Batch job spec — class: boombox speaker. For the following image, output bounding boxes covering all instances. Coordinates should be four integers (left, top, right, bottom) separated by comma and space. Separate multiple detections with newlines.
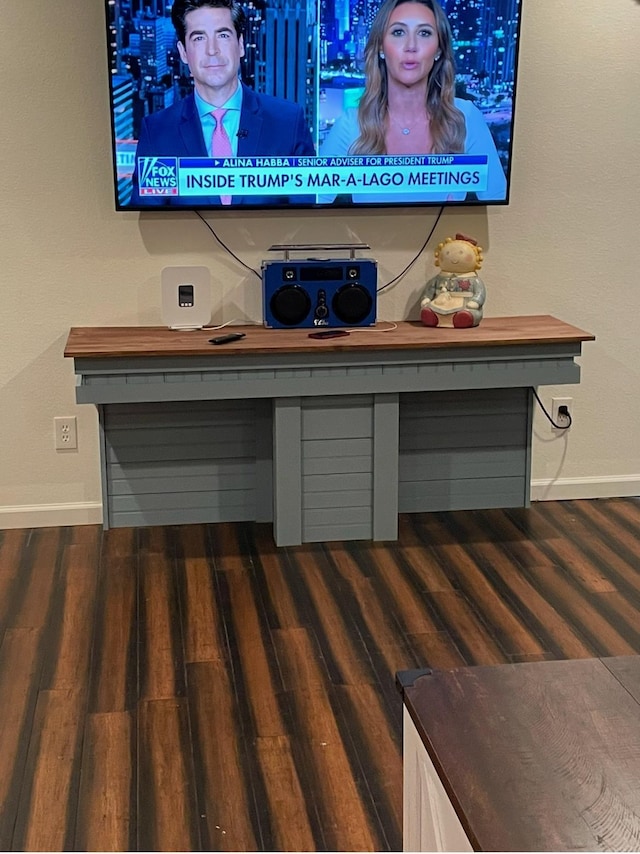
262, 257, 377, 329
161, 266, 211, 330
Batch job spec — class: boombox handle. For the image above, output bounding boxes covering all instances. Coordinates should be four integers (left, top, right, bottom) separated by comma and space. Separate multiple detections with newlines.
268, 243, 371, 262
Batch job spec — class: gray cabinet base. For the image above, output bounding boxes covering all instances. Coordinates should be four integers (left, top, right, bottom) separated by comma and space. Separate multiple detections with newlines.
96, 388, 530, 544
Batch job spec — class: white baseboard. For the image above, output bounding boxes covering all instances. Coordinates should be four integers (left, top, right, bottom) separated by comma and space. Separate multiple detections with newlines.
531, 475, 640, 503
1, 478, 639, 530
0, 502, 103, 530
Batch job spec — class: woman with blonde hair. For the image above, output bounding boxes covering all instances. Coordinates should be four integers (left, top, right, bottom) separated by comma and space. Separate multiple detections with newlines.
320, 0, 506, 201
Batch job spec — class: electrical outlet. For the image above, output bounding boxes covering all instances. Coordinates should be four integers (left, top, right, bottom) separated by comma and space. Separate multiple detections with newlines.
551, 397, 572, 430
54, 416, 78, 450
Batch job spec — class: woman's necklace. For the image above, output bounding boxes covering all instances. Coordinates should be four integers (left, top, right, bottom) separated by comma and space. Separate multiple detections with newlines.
388, 112, 428, 136
395, 119, 415, 135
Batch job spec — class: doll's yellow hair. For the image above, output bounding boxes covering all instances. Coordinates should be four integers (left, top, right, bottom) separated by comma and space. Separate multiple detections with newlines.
434, 235, 484, 270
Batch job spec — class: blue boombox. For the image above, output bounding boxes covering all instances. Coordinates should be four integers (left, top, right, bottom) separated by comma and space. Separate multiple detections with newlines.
262, 257, 378, 329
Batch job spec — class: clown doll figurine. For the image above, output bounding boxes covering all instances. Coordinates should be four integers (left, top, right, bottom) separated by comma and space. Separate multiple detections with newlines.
420, 234, 486, 328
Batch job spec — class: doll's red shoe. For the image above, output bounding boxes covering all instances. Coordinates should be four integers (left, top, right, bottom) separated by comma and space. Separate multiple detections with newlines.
421, 307, 439, 327
453, 310, 474, 328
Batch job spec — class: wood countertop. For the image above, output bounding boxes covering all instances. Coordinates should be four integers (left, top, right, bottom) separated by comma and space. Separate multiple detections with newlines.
65, 316, 595, 359
400, 656, 640, 852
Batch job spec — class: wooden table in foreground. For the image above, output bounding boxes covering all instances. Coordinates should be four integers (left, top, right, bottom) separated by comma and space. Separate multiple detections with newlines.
65, 316, 594, 543
398, 656, 640, 852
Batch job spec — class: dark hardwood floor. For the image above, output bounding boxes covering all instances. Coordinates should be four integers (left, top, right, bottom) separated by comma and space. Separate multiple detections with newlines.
0, 497, 639, 851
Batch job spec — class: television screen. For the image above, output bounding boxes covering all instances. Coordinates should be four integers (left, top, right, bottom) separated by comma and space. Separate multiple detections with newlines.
106, 0, 522, 210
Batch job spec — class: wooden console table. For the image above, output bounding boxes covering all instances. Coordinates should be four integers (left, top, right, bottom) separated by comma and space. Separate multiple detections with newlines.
65, 316, 593, 544
398, 656, 640, 851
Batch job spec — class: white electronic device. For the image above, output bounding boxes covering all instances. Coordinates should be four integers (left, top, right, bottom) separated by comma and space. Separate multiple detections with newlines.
161, 266, 212, 330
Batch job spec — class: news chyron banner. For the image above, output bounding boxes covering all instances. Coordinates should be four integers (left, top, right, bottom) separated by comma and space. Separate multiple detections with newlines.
137, 155, 489, 199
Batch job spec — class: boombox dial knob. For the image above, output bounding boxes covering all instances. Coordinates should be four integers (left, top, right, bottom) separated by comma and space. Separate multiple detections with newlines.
315, 289, 328, 319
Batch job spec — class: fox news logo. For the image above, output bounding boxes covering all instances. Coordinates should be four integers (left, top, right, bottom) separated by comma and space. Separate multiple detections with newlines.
138, 157, 179, 195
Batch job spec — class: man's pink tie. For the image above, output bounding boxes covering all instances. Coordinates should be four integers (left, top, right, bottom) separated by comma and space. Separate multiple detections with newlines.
211, 108, 232, 205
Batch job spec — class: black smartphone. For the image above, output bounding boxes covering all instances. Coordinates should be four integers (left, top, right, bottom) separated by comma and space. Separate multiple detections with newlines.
308, 330, 350, 339
209, 332, 246, 345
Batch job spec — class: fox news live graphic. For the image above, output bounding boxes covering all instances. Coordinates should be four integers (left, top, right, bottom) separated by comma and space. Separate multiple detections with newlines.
137, 155, 490, 199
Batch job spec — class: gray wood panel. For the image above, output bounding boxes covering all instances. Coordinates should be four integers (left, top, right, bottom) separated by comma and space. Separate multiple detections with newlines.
303, 453, 373, 475
109, 473, 257, 495
301, 396, 374, 542
399, 388, 528, 419
107, 504, 256, 528
303, 490, 373, 509
303, 473, 373, 493
105, 440, 255, 464
108, 459, 256, 479
399, 479, 527, 512
398, 389, 530, 513
109, 490, 254, 513
301, 522, 373, 542
101, 400, 270, 529
398, 449, 525, 479
272, 397, 302, 546
75, 346, 582, 405
301, 397, 374, 437
373, 393, 400, 541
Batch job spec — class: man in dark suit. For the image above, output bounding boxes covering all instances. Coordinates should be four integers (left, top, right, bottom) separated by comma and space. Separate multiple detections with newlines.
131, 0, 315, 207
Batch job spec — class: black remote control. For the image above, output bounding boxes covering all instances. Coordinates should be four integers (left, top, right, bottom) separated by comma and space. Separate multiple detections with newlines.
209, 332, 246, 345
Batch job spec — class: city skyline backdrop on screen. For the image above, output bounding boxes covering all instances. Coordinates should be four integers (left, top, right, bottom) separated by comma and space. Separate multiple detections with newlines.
106, 0, 522, 208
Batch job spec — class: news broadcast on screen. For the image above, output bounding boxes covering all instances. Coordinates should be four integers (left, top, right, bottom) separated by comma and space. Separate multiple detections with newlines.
106, 0, 522, 210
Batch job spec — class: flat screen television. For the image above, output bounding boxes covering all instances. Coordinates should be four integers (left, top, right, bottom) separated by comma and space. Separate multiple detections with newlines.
106, 0, 522, 210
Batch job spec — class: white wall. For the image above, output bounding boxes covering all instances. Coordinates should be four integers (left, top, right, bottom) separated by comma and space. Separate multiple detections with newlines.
1, 0, 638, 528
